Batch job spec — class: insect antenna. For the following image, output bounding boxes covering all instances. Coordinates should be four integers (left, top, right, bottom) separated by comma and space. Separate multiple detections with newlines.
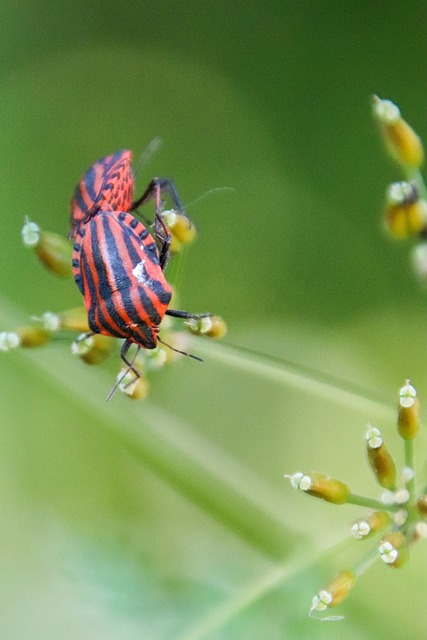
157, 336, 204, 362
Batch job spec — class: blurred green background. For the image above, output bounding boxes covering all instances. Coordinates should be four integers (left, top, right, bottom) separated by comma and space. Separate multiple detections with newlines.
1, 1, 427, 638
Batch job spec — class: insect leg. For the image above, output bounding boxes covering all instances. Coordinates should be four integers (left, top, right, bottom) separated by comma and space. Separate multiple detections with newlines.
131, 177, 186, 214
165, 309, 212, 319
105, 339, 141, 402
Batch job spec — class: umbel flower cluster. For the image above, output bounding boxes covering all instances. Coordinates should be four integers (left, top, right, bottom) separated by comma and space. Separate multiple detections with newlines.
1, 193, 226, 400
372, 95, 427, 278
286, 381, 424, 619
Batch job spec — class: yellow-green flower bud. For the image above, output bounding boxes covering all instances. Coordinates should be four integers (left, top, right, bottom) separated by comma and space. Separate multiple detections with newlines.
379, 532, 409, 568
310, 570, 356, 613
351, 511, 391, 540
142, 345, 168, 371
16, 326, 52, 347
366, 426, 397, 489
71, 333, 112, 365
288, 472, 350, 504
384, 182, 427, 238
163, 209, 197, 245
372, 96, 424, 168
118, 370, 149, 400
22, 220, 73, 277
58, 307, 90, 333
185, 315, 227, 339
398, 381, 419, 440
416, 494, 427, 516
36, 231, 73, 277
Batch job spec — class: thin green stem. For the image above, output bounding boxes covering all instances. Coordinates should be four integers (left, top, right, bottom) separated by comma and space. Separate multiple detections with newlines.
175, 537, 353, 640
195, 340, 395, 419
405, 169, 427, 200
346, 493, 398, 512
404, 438, 415, 497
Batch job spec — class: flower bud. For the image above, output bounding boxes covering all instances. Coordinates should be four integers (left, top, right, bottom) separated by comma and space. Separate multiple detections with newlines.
398, 381, 419, 440
0, 331, 21, 351
71, 333, 112, 365
379, 532, 409, 568
310, 570, 356, 613
163, 209, 197, 245
351, 511, 391, 540
287, 472, 350, 504
118, 370, 149, 400
372, 96, 424, 168
142, 345, 168, 371
416, 494, 427, 516
383, 182, 427, 238
58, 307, 90, 333
40, 312, 61, 331
366, 426, 397, 489
22, 220, 73, 277
185, 315, 227, 339
16, 326, 51, 347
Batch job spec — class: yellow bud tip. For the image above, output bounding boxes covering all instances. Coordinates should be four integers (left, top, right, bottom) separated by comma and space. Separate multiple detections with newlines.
351, 511, 391, 539
372, 96, 424, 168
34, 231, 73, 277
289, 472, 350, 504
17, 326, 52, 347
398, 380, 419, 440
186, 315, 227, 339
416, 494, 427, 516
384, 184, 427, 238
58, 307, 90, 333
311, 570, 356, 614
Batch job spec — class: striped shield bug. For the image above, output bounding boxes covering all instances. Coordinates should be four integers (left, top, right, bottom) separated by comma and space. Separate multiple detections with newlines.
72, 205, 210, 399
70, 149, 191, 240
70, 149, 134, 238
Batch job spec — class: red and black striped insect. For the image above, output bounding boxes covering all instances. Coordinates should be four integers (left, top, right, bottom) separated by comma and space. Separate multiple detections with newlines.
70, 149, 189, 239
72, 203, 209, 398
70, 149, 134, 238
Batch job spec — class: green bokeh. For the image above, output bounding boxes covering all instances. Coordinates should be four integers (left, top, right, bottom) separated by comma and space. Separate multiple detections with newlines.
1, 2, 427, 638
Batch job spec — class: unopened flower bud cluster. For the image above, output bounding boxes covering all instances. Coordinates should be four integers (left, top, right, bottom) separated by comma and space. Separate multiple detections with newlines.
373, 96, 427, 284
286, 381, 426, 619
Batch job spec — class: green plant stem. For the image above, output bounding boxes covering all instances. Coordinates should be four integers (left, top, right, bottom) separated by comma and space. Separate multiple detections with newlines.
405, 169, 427, 200
404, 438, 415, 497
346, 493, 398, 512
195, 340, 395, 419
175, 537, 352, 640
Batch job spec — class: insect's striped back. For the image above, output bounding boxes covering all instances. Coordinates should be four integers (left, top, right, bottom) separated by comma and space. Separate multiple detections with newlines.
73, 211, 172, 350
69, 150, 134, 238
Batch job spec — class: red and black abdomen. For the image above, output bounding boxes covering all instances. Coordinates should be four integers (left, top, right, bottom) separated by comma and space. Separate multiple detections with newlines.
72, 210, 172, 350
